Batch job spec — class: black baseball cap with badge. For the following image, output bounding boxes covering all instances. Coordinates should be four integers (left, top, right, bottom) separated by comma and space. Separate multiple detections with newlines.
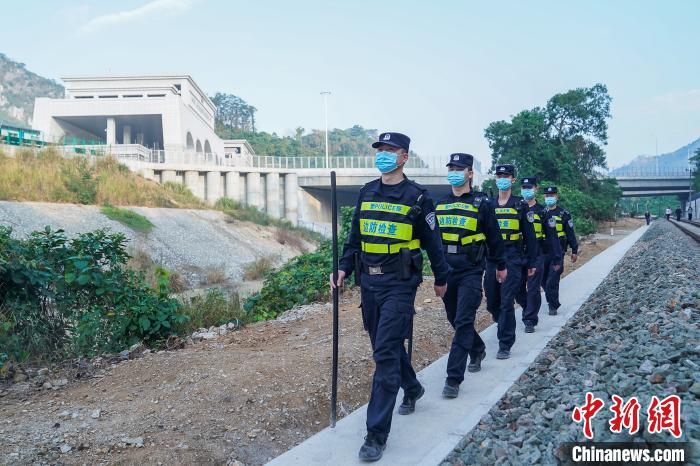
544, 186, 558, 194
446, 153, 474, 168
521, 176, 538, 187
371, 132, 410, 151
495, 164, 515, 176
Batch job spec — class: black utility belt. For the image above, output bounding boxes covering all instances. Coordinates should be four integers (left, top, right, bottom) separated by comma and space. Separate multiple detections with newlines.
361, 261, 401, 275
442, 243, 482, 254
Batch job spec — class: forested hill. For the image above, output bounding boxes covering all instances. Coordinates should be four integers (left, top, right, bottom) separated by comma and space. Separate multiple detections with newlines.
211, 92, 414, 158
610, 137, 700, 174
0, 53, 63, 125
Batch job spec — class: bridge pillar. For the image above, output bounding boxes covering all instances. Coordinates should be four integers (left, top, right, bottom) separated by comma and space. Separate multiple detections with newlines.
140, 168, 155, 181
106, 117, 116, 145
284, 173, 298, 224
161, 170, 177, 184
266, 173, 280, 218
184, 170, 199, 197
246, 172, 262, 209
123, 125, 132, 145
206, 171, 221, 205
225, 171, 241, 202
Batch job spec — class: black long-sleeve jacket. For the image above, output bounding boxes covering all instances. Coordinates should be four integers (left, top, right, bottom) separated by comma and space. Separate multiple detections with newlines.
490, 194, 539, 268
435, 191, 506, 272
339, 176, 451, 286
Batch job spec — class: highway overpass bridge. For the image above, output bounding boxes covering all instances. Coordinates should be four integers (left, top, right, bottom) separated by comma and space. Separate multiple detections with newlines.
7, 142, 694, 228
94, 149, 485, 227
612, 168, 694, 200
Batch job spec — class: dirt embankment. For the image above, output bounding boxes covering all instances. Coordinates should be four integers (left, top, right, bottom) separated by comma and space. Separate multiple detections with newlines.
0, 218, 644, 465
0, 201, 314, 288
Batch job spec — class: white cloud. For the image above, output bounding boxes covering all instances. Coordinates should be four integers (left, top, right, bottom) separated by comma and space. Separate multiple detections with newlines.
80, 0, 193, 34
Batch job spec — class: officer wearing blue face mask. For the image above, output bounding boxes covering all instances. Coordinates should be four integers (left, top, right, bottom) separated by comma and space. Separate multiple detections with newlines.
483, 164, 538, 359
435, 153, 506, 399
541, 186, 578, 315
514, 177, 562, 333
331, 131, 450, 462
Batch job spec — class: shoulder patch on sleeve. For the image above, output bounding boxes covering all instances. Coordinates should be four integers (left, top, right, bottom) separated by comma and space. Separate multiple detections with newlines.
526, 211, 535, 223
568, 219, 574, 228
425, 212, 436, 230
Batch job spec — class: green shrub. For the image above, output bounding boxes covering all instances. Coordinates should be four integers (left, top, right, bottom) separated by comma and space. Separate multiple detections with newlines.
0, 226, 186, 362
101, 203, 155, 233
176, 288, 246, 333
243, 206, 353, 321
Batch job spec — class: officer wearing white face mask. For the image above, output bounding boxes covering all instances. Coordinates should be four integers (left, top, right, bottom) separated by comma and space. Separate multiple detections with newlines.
332, 131, 450, 462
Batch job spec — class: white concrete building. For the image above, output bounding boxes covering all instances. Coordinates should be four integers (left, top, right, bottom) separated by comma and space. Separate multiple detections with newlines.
33, 75, 223, 158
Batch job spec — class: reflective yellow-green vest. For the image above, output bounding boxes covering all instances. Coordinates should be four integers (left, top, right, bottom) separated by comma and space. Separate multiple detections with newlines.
358, 199, 421, 255
552, 215, 566, 237
435, 201, 486, 246
533, 212, 544, 240
494, 206, 522, 242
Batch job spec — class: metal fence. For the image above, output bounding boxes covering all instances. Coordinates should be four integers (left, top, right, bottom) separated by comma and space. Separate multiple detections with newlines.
611, 168, 693, 178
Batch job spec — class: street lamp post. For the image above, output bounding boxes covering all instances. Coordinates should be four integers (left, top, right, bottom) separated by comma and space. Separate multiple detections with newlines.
321, 91, 331, 169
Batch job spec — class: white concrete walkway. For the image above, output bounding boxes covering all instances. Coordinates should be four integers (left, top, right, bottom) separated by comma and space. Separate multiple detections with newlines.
268, 226, 647, 466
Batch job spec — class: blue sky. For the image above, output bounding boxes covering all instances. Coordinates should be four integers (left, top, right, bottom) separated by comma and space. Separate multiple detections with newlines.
2, 0, 699, 168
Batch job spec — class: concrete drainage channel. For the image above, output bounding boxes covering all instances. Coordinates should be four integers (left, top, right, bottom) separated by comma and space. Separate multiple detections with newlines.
269, 222, 697, 465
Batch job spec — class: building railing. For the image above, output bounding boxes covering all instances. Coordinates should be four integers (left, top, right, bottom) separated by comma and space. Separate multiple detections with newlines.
611, 168, 693, 178
46, 142, 487, 175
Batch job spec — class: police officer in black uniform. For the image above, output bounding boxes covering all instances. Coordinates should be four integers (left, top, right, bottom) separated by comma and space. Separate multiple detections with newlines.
331, 132, 450, 462
484, 164, 538, 359
541, 186, 578, 315
436, 153, 506, 398
515, 177, 562, 333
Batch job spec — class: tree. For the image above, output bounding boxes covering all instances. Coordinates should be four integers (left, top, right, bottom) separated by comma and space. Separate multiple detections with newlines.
484, 83, 620, 233
691, 148, 700, 192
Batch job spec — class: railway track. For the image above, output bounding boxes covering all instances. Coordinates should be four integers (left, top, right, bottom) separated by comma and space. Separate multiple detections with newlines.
669, 218, 700, 243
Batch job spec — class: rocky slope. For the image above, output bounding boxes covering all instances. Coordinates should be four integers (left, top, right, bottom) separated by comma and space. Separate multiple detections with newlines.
0, 201, 313, 287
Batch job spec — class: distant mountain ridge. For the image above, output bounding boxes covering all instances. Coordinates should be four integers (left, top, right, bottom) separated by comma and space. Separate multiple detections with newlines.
611, 137, 700, 174
0, 53, 64, 126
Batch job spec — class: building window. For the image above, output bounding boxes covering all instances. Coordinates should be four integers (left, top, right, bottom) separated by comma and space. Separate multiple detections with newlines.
234, 147, 241, 154
98, 95, 118, 98
147, 94, 166, 97
74, 95, 94, 99
123, 94, 143, 98
174, 84, 181, 91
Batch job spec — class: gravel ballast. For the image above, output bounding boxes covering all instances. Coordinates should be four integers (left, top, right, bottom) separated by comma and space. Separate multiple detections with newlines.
442, 220, 699, 465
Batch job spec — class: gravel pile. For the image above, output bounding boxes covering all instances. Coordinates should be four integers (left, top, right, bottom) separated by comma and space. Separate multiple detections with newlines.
442, 220, 700, 465
0, 201, 312, 285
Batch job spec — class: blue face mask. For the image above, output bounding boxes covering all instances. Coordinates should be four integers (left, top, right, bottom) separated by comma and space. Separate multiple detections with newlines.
521, 188, 535, 200
447, 171, 466, 187
496, 177, 512, 191
545, 196, 557, 207
375, 151, 398, 174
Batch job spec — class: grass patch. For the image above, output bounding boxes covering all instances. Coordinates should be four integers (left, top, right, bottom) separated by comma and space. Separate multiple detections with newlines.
215, 197, 323, 243
201, 264, 228, 285
101, 204, 155, 233
176, 288, 247, 333
0, 148, 204, 208
243, 255, 277, 281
